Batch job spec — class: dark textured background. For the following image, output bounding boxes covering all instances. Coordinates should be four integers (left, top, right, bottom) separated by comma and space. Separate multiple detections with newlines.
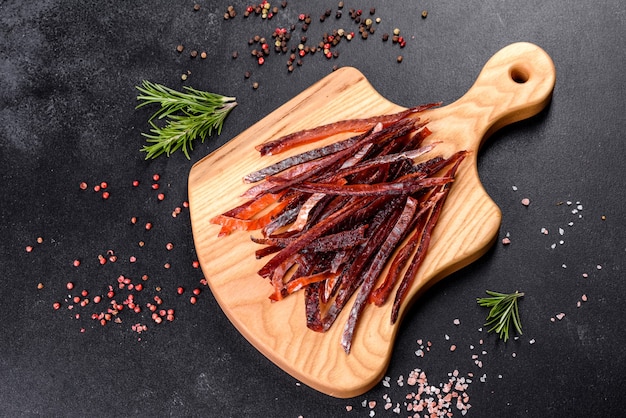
1, 1, 625, 416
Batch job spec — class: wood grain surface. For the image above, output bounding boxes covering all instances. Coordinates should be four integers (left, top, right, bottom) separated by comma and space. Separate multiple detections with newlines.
188, 42, 556, 398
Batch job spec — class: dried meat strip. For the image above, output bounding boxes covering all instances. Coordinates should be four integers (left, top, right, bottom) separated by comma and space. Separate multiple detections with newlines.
243, 135, 361, 183
341, 196, 418, 353
390, 152, 467, 323
293, 176, 453, 196
255, 103, 441, 156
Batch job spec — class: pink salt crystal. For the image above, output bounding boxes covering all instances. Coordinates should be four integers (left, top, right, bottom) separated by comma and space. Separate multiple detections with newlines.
521, 198, 530, 206
502, 237, 511, 245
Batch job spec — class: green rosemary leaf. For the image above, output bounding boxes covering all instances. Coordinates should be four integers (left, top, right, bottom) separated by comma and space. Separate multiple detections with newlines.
477, 290, 524, 341
136, 80, 237, 159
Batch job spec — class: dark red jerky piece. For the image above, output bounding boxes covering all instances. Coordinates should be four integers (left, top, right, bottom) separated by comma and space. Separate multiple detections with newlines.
293, 176, 453, 196
255, 245, 282, 259
341, 196, 418, 353
257, 196, 370, 279
305, 282, 323, 331
390, 152, 467, 323
255, 103, 440, 156
368, 193, 443, 306
321, 196, 406, 331
243, 134, 361, 183
252, 224, 368, 252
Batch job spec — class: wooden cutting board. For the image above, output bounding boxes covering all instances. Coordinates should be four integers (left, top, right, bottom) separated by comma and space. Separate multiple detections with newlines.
188, 42, 556, 398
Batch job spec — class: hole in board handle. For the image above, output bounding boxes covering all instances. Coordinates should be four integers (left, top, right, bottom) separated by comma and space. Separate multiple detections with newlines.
510, 65, 530, 84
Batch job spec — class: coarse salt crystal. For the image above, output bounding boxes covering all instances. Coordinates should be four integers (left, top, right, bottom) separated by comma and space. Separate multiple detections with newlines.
559, 228, 564, 235
556, 312, 566, 320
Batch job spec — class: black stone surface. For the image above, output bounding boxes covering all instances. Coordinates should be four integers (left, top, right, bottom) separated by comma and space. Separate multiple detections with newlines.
1, 1, 625, 416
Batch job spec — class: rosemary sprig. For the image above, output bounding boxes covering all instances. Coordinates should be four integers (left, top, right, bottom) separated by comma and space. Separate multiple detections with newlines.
136, 80, 237, 159
477, 290, 524, 342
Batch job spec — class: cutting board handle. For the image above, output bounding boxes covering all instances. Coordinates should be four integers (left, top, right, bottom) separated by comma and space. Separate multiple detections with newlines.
453, 42, 556, 143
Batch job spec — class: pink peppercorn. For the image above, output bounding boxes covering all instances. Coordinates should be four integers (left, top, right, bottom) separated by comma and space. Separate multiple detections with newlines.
190, 296, 197, 304
100, 182, 108, 189
132, 180, 139, 187
66, 282, 74, 290
93, 295, 101, 303
145, 222, 152, 230
53, 302, 61, 310
79, 182, 88, 190
25, 245, 33, 252
73, 259, 80, 267
192, 260, 199, 268
152, 174, 160, 181
157, 193, 165, 201
151, 183, 159, 190
177, 287, 184, 295
166, 243, 174, 251
102, 191, 110, 199
192, 288, 201, 296
135, 283, 143, 292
